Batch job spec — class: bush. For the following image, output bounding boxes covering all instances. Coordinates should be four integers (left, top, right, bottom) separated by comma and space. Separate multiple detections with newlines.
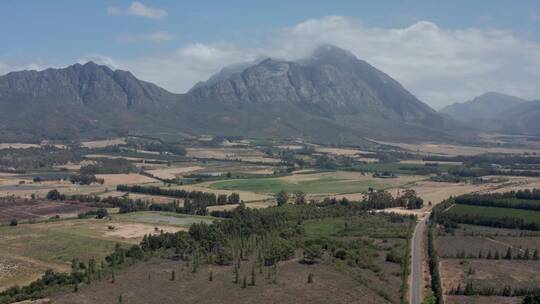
9, 218, 18, 226
334, 248, 347, 260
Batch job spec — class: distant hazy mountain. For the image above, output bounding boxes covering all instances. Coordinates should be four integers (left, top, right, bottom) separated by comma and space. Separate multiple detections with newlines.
440, 92, 527, 121
0, 45, 466, 143
439, 92, 540, 135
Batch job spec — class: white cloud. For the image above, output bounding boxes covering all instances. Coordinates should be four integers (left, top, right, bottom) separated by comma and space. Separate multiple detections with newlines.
107, 1, 167, 19
115, 32, 175, 43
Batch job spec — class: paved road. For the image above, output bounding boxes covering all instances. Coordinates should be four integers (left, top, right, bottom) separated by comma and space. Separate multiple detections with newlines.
410, 216, 428, 304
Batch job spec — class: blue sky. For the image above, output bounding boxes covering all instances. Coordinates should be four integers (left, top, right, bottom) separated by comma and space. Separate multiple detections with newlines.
2, 1, 540, 108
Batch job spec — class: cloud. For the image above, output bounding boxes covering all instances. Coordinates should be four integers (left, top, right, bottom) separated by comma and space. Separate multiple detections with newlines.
115, 32, 175, 43
107, 1, 167, 19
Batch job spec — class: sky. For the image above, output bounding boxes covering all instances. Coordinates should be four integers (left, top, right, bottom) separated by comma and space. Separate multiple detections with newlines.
1, 0, 540, 109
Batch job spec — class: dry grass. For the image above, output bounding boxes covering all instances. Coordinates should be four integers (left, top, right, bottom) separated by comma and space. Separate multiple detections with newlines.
375, 140, 540, 156
207, 200, 276, 212
0, 143, 40, 149
167, 183, 272, 202
315, 147, 374, 156
103, 223, 185, 240
95, 174, 158, 186
186, 148, 279, 164
80, 138, 126, 148
99, 191, 179, 204
147, 166, 204, 179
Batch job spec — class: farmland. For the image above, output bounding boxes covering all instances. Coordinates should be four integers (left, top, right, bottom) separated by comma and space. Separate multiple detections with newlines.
209, 171, 422, 195
447, 204, 540, 226
428, 192, 540, 304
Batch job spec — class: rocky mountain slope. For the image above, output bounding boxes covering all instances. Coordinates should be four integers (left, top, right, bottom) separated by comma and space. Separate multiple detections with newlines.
0, 45, 466, 143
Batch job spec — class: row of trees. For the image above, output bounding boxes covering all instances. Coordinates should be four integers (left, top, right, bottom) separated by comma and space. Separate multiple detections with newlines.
448, 248, 539, 260
117, 184, 240, 206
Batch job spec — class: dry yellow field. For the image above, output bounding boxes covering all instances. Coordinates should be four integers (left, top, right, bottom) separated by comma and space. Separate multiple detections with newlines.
166, 183, 272, 202
146, 166, 204, 179
315, 147, 375, 156
95, 173, 158, 186
375, 140, 540, 156
399, 160, 462, 166
207, 200, 276, 212
186, 148, 279, 164
99, 191, 179, 204
0, 143, 40, 149
80, 138, 126, 148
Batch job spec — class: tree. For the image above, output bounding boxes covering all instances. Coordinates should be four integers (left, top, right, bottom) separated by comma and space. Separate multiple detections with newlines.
227, 193, 240, 204
294, 191, 306, 205
505, 247, 513, 260
171, 270, 175, 281
96, 208, 109, 219
303, 244, 322, 264
275, 191, 289, 206
522, 295, 540, 304
307, 272, 314, 284
9, 218, 18, 226
250, 264, 256, 286
46, 189, 64, 200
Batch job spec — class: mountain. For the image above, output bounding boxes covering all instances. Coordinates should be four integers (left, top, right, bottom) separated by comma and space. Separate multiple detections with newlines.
0, 45, 467, 143
186, 45, 459, 142
439, 92, 540, 135
0, 62, 181, 141
440, 92, 526, 121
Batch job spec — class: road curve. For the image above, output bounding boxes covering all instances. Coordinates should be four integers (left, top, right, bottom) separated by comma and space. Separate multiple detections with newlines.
410, 216, 428, 304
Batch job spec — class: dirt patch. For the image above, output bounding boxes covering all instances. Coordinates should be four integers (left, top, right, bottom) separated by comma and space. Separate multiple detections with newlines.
0, 199, 95, 224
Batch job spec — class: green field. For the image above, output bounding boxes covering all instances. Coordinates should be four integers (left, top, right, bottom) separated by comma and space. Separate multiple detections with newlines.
449, 204, 540, 225
209, 176, 386, 194
0, 223, 124, 265
303, 215, 413, 239
349, 162, 452, 175
112, 211, 217, 226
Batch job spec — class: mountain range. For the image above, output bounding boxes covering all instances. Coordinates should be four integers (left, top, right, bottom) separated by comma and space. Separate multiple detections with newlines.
0, 45, 471, 143
440, 92, 540, 135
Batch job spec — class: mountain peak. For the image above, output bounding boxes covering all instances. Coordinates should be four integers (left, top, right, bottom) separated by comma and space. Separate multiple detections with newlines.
312, 44, 356, 59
